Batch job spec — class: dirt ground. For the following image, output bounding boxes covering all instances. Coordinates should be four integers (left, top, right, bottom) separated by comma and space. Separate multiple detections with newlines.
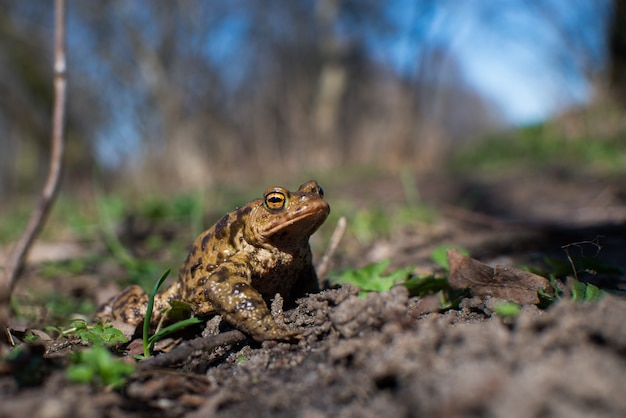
1, 169, 626, 418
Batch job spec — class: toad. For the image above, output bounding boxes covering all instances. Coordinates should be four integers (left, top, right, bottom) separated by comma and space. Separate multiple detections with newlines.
98, 180, 330, 342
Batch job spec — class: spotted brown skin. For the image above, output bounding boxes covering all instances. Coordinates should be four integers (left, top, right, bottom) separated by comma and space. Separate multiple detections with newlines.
98, 180, 330, 342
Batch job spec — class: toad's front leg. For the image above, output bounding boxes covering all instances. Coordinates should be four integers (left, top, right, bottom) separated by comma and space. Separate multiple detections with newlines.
194, 262, 301, 342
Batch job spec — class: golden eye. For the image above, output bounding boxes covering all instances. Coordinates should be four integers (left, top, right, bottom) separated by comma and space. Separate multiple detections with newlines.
264, 191, 287, 211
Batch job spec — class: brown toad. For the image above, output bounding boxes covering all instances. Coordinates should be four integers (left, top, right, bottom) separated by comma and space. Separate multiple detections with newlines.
98, 180, 330, 341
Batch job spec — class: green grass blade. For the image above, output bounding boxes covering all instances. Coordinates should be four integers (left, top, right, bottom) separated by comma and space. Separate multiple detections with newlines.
143, 268, 171, 358
147, 316, 204, 348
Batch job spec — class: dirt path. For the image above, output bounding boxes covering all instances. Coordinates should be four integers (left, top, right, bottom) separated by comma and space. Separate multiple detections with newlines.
2, 285, 626, 417
1, 171, 625, 417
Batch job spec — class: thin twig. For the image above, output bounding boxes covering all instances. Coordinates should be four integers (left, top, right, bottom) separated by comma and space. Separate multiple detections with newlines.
139, 330, 248, 368
561, 236, 604, 282
316, 216, 346, 283
1, 0, 67, 335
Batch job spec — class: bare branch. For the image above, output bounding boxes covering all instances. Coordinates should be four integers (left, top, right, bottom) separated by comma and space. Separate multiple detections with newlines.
139, 330, 248, 368
316, 216, 347, 284
1, 0, 67, 336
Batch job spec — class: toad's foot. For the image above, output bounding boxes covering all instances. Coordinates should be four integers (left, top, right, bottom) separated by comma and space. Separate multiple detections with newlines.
96, 284, 149, 327
200, 265, 301, 342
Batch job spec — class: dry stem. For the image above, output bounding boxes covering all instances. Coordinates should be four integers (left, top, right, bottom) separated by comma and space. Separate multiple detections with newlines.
316, 216, 347, 283
1, 0, 67, 337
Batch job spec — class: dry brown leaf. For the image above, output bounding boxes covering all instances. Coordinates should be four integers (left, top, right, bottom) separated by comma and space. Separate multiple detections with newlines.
447, 248, 553, 305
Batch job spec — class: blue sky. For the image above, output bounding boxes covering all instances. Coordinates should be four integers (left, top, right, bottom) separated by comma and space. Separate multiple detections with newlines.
383, 0, 611, 125
193, 0, 611, 126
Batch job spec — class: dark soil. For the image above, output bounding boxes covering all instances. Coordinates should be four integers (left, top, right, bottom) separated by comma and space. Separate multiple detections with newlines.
2, 169, 626, 417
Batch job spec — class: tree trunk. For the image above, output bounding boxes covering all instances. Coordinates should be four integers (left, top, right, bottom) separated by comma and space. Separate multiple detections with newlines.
609, 0, 626, 105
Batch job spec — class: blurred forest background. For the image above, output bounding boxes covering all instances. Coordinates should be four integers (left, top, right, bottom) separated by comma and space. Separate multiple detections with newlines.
0, 0, 623, 202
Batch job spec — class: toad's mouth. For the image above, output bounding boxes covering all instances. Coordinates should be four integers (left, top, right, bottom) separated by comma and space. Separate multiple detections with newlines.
260, 200, 330, 239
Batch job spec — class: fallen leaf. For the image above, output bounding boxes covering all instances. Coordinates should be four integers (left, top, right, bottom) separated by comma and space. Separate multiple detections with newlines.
447, 248, 553, 305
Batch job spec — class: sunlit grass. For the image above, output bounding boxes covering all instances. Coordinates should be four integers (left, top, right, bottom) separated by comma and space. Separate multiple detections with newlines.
452, 122, 626, 175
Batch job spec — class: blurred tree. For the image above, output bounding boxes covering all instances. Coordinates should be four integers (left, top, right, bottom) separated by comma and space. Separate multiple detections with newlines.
0, 3, 54, 196
236, 0, 406, 171
7, 0, 589, 199
68, 1, 238, 190
609, 0, 626, 105
0, 1, 103, 198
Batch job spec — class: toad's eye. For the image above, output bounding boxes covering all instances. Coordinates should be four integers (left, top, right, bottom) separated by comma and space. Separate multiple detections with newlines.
298, 181, 324, 197
308, 184, 324, 197
264, 191, 287, 211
